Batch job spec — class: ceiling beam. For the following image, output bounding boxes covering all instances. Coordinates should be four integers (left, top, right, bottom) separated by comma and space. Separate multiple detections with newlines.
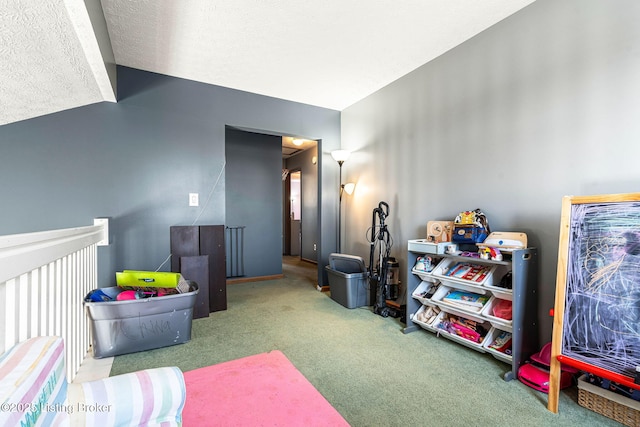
64, 0, 117, 102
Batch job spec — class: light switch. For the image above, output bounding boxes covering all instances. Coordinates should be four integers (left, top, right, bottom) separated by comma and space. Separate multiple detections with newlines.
189, 193, 199, 207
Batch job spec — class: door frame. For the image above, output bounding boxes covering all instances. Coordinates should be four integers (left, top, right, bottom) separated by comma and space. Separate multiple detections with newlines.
284, 169, 302, 257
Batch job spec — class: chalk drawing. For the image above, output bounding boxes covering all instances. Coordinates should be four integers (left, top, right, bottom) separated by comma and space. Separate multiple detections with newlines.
563, 201, 640, 377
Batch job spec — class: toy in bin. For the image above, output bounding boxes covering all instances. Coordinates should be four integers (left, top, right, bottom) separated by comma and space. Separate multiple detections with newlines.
413, 256, 434, 272
518, 342, 578, 393
452, 209, 490, 244
115, 270, 190, 295
492, 299, 512, 320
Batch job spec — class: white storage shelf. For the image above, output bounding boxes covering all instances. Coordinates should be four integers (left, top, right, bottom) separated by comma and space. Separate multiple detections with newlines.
405, 242, 539, 382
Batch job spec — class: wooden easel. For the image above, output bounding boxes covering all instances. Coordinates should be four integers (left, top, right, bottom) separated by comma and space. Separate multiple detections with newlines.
548, 193, 640, 413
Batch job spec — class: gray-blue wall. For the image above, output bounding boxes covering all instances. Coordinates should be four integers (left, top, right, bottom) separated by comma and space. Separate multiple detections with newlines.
0, 66, 341, 287
341, 0, 640, 341
225, 128, 283, 278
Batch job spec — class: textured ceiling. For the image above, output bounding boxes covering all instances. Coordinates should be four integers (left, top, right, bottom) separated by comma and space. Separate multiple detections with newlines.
0, 0, 536, 126
0, 0, 105, 125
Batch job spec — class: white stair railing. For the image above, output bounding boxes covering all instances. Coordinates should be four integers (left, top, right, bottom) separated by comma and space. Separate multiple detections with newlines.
0, 219, 108, 381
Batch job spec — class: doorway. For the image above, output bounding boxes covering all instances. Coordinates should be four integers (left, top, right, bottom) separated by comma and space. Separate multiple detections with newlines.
225, 127, 320, 282
281, 137, 318, 265
289, 171, 301, 256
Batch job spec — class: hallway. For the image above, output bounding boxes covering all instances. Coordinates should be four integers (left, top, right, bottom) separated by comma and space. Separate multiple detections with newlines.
282, 256, 317, 288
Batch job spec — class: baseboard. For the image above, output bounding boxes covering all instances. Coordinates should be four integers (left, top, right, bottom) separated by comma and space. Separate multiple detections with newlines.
227, 274, 284, 285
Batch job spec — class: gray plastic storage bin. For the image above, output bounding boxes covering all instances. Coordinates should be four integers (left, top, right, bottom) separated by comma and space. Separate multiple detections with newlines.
326, 253, 370, 309
84, 284, 199, 358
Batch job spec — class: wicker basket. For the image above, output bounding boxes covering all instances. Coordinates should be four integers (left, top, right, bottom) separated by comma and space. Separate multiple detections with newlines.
577, 375, 640, 427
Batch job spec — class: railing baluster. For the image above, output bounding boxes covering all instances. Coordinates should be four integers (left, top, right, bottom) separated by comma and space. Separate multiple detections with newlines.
18, 274, 28, 342
0, 220, 108, 382
4, 279, 17, 348
30, 270, 38, 337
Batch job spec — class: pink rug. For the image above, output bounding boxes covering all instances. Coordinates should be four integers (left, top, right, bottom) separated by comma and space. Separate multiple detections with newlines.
182, 350, 349, 426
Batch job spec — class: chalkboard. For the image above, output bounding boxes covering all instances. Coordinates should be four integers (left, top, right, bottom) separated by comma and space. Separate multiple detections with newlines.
563, 200, 640, 375
548, 193, 640, 413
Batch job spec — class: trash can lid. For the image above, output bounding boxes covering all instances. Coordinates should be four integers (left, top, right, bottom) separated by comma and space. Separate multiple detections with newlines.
328, 253, 366, 274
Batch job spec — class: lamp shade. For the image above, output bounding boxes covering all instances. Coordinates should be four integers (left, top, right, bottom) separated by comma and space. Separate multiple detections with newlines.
343, 182, 356, 195
331, 150, 351, 163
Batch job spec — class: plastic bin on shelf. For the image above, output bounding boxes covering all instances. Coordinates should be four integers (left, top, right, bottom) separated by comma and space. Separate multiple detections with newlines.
431, 286, 487, 323
431, 258, 505, 291
483, 328, 513, 363
408, 239, 449, 254
410, 304, 440, 332
484, 281, 513, 301
411, 256, 440, 281
411, 280, 440, 306
411, 267, 434, 282
325, 253, 370, 309
432, 311, 492, 352
481, 297, 513, 330
84, 283, 199, 358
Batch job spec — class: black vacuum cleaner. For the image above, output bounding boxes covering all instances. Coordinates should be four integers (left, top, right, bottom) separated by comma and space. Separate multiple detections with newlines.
368, 201, 401, 318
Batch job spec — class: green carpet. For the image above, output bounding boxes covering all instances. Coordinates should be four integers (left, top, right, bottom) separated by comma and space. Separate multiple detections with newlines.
110, 262, 620, 426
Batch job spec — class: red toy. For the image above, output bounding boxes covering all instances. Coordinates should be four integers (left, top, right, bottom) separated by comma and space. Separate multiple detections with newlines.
517, 342, 578, 393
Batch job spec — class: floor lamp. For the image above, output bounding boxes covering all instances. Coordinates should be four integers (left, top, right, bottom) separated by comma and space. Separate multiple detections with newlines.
331, 150, 354, 253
